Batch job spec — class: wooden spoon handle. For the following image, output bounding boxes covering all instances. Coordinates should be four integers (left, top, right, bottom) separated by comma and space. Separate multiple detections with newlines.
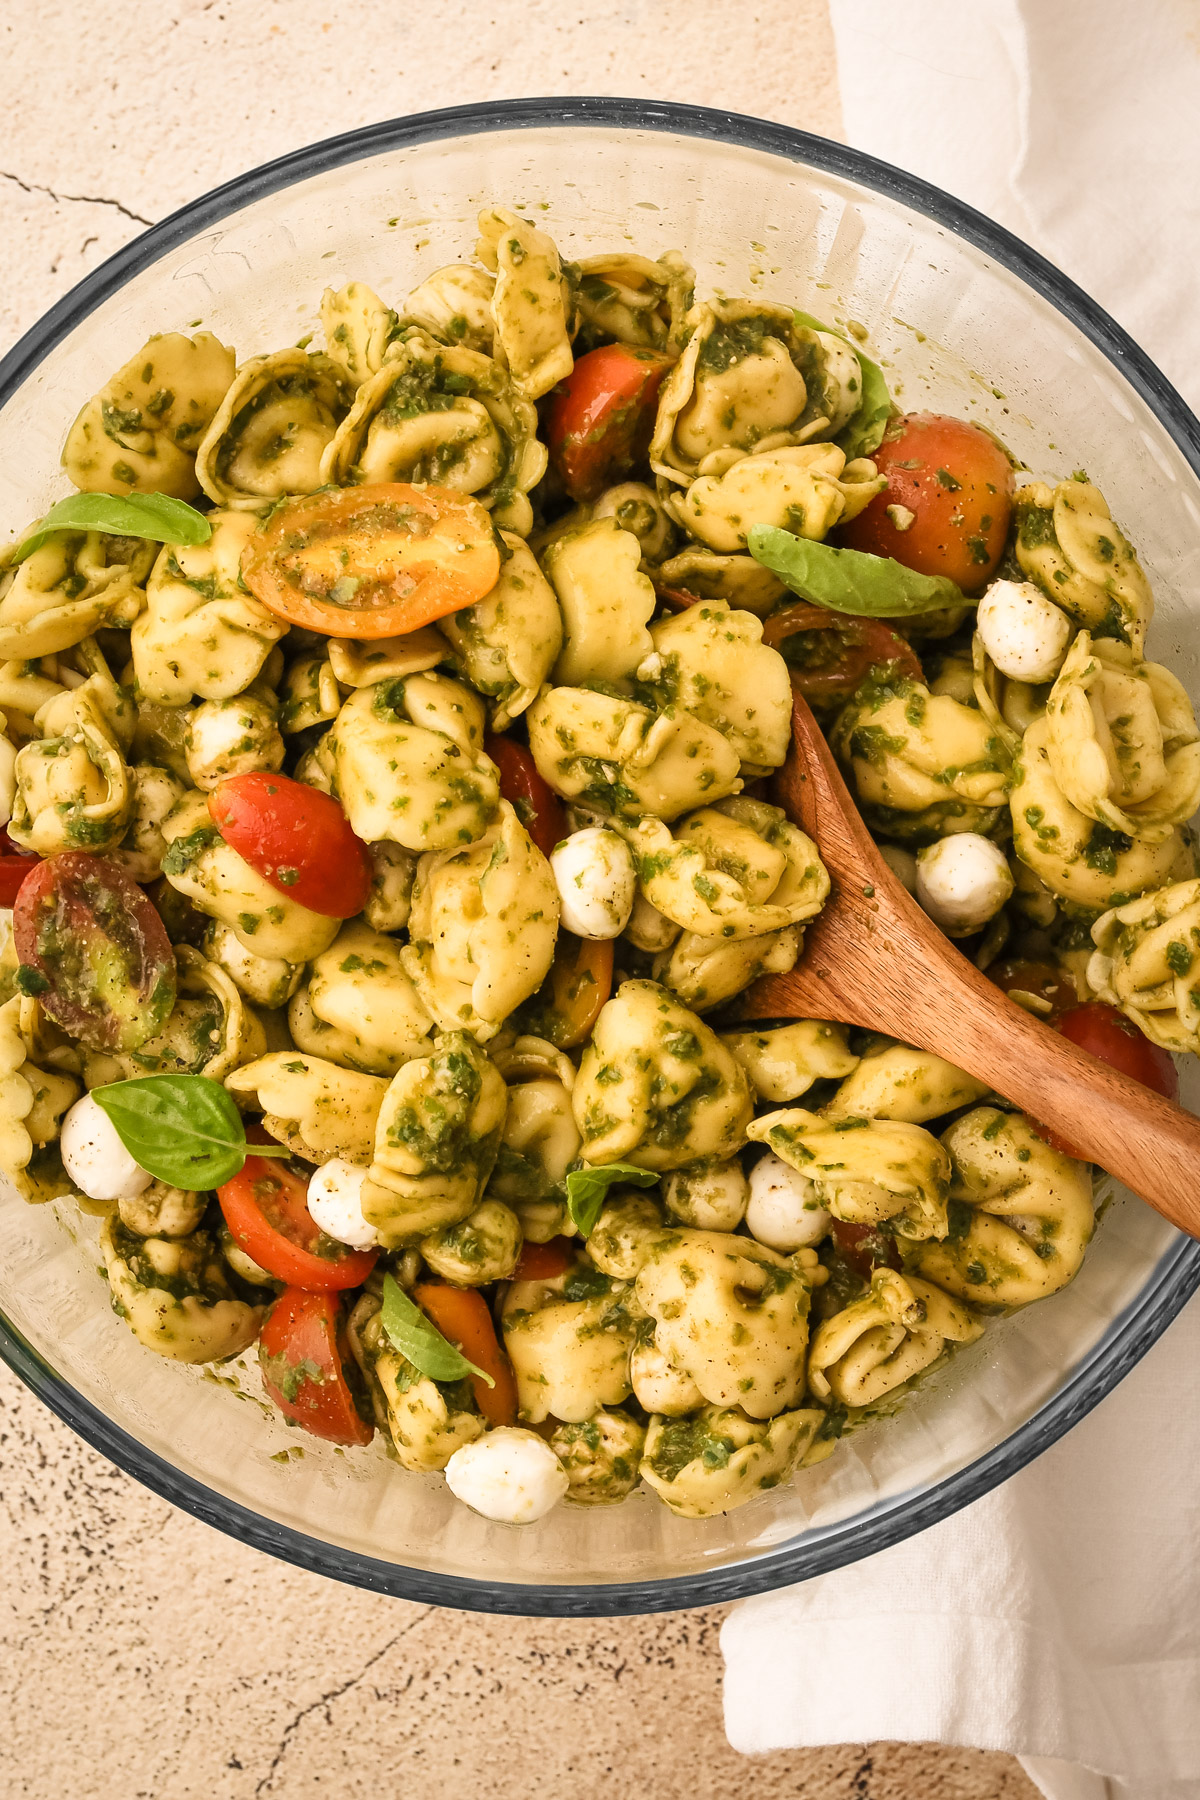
888, 952, 1200, 1238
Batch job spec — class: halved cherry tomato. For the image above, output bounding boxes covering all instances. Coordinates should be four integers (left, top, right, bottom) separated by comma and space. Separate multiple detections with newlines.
761, 601, 924, 701
513, 1237, 576, 1282
209, 772, 371, 918
653, 583, 703, 613
12, 852, 176, 1052
218, 1150, 377, 1290
514, 931, 614, 1049
259, 1288, 374, 1446
240, 482, 501, 639
484, 734, 567, 859
547, 343, 674, 502
836, 412, 1014, 593
830, 1219, 902, 1281
0, 829, 40, 908
987, 957, 1077, 1022
1039, 1002, 1179, 1158
411, 1281, 518, 1428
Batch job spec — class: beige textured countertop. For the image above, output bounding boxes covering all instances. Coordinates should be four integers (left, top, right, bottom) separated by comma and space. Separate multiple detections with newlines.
0, 5, 1040, 1794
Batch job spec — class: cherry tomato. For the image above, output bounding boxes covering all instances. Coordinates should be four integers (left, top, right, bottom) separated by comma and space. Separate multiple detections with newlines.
512, 1237, 576, 1281
987, 957, 1077, 1022
836, 412, 1014, 593
412, 1282, 518, 1428
240, 483, 501, 639
653, 583, 703, 613
547, 343, 674, 502
830, 1219, 902, 1281
259, 1288, 374, 1446
761, 600, 924, 701
0, 828, 40, 908
514, 931, 614, 1049
12, 853, 176, 1052
209, 772, 371, 919
218, 1150, 377, 1291
1039, 1002, 1179, 1158
484, 734, 568, 859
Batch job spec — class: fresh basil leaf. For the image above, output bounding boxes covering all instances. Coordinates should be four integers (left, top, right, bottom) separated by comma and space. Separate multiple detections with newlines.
379, 1274, 494, 1387
793, 309, 894, 458
91, 1073, 288, 1190
11, 492, 213, 566
748, 525, 965, 618
565, 1161, 660, 1238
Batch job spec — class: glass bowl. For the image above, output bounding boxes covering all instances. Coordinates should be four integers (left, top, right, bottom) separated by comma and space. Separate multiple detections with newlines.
2, 98, 1198, 1617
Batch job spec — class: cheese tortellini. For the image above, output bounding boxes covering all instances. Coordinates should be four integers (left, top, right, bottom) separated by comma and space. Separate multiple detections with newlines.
1015, 479, 1153, 652
832, 675, 1010, 842
62, 331, 236, 500
573, 981, 753, 1170
808, 1269, 983, 1408
747, 1107, 951, 1241
627, 796, 828, 940
912, 1108, 1094, 1306
1087, 878, 1200, 1051
526, 685, 741, 823
329, 673, 499, 851
642, 600, 793, 772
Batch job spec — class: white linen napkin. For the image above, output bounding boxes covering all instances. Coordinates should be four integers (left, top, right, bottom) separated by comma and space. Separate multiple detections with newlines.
722, 7, 1200, 1797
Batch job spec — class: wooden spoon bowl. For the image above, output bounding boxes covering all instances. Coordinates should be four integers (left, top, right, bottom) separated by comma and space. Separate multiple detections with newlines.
739, 687, 1200, 1241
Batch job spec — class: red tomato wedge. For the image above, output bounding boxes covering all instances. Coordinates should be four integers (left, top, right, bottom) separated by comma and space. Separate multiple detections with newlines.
218, 1150, 377, 1291
0, 828, 40, 908
411, 1282, 518, 1428
512, 1237, 576, 1281
12, 852, 176, 1052
1039, 1003, 1179, 1159
761, 601, 923, 701
209, 772, 371, 918
239, 483, 501, 639
837, 412, 1014, 594
547, 343, 674, 502
484, 734, 567, 860
259, 1288, 374, 1446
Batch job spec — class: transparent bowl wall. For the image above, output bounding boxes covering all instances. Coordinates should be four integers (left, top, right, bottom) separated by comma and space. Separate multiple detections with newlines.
2, 102, 1199, 1615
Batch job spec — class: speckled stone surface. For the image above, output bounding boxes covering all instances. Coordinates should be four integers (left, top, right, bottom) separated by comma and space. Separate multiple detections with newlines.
0, 5, 1042, 1794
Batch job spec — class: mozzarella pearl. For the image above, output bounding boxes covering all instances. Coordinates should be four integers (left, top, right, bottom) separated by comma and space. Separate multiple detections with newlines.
976, 579, 1072, 683
306, 1158, 379, 1251
184, 696, 285, 792
745, 1151, 832, 1251
444, 1427, 568, 1524
60, 1093, 154, 1202
915, 834, 1014, 937
549, 827, 636, 940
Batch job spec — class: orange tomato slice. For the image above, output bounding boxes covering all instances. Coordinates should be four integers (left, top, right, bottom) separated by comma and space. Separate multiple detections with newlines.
240, 482, 501, 639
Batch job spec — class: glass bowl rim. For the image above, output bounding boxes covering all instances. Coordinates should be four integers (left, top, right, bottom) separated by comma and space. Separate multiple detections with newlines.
2, 95, 1198, 1618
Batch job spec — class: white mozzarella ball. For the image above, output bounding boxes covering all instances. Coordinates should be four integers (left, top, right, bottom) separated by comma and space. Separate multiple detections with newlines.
746, 1152, 832, 1251
915, 834, 1014, 937
60, 1093, 154, 1202
878, 842, 918, 895
306, 1158, 379, 1251
444, 1427, 569, 1524
976, 579, 1072, 683
549, 827, 636, 940
184, 695, 285, 792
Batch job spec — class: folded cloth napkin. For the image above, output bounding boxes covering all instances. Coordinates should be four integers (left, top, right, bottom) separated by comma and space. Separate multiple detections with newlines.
722, 6, 1200, 1797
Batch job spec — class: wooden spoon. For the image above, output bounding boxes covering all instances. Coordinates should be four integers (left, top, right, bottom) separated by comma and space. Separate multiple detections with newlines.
739, 687, 1200, 1240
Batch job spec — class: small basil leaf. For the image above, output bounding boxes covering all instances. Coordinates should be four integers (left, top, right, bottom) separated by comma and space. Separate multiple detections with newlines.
793, 310, 894, 458
565, 1161, 660, 1238
11, 492, 213, 566
379, 1274, 494, 1387
91, 1073, 288, 1190
748, 525, 966, 618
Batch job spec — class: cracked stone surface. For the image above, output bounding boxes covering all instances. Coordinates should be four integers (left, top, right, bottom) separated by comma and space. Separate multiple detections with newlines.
1, 3, 1041, 1794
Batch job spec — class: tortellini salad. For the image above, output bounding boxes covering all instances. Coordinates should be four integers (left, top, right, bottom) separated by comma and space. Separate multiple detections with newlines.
0, 205, 1191, 1529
